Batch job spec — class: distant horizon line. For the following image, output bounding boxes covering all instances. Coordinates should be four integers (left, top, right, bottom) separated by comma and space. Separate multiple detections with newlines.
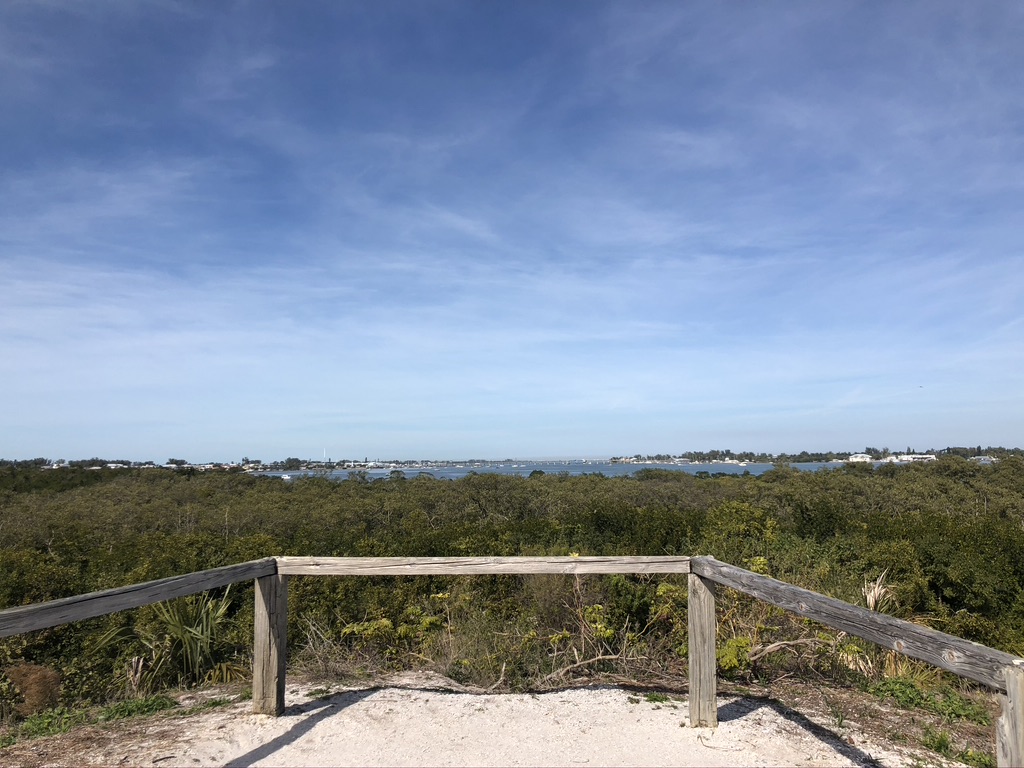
5, 445, 1020, 467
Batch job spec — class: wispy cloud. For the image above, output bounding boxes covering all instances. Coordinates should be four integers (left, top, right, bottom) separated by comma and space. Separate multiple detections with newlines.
1, 1, 1022, 459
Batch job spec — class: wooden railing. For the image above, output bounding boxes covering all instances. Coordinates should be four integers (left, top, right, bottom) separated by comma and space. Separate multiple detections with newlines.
1, 555, 1022, 765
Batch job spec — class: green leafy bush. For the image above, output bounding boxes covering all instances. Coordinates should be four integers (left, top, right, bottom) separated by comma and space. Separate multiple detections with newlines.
0, 459, 1022, 710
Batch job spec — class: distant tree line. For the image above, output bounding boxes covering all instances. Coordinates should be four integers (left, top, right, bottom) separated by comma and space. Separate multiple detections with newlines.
616, 446, 1023, 463
4, 446, 1021, 471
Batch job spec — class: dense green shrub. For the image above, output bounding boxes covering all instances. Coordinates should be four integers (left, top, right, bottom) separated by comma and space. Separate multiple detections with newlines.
0, 459, 1022, 714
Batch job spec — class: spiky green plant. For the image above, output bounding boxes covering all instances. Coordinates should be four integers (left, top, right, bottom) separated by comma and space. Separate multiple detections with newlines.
97, 589, 245, 694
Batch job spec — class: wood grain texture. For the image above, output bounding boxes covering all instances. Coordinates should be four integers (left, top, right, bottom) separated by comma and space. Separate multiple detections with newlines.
691, 557, 1024, 692
997, 664, 1024, 768
253, 573, 288, 716
276, 556, 691, 576
687, 573, 718, 727
0, 559, 277, 638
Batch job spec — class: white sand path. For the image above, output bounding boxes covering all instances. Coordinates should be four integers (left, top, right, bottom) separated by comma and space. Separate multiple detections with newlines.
1, 674, 963, 767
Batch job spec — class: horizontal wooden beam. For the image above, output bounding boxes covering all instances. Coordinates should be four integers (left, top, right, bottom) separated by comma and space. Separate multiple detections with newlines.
276, 555, 691, 576
691, 556, 1024, 692
0, 558, 278, 638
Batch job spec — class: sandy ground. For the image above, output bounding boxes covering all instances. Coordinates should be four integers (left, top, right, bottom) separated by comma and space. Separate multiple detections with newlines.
0, 673, 968, 767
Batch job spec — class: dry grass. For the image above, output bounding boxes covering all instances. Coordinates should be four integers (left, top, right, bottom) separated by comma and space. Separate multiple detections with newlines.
4, 664, 61, 717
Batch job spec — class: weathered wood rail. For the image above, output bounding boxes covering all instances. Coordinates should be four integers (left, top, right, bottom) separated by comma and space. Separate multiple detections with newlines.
689, 557, 1024, 766
274, 555, 693, 576
691, 557, 1021, 691
0, 559, 277, 638
1, 554, 1021, 765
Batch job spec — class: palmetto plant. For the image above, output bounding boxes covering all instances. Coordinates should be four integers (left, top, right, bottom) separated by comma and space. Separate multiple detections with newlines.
98, 589, 245, 695
863, 569, 894, 614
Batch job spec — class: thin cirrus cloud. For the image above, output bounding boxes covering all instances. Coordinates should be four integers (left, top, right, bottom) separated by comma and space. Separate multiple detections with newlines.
0, 1, 1022, 461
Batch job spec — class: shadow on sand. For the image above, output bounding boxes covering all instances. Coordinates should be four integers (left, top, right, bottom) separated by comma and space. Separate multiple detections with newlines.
225, 689, 377, 767
718, 695, 884, 767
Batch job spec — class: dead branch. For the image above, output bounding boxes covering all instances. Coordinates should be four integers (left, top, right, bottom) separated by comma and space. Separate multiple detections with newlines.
538, 654, 623, 685
747, 638, 821, 663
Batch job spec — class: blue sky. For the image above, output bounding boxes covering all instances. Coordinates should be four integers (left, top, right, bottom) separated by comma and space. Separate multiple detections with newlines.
2, 1, 1022, 462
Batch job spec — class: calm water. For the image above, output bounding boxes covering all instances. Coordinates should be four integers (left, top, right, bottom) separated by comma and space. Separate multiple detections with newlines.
264, 460, 848, 481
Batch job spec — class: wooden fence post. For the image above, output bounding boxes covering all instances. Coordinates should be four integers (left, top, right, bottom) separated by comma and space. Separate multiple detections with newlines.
253, 573, 288, 715
688, 569, 717, 727
998, 663, 1024, 768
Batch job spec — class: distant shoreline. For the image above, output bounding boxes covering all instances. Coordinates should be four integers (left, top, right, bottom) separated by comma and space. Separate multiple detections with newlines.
259, 459, 942, 481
